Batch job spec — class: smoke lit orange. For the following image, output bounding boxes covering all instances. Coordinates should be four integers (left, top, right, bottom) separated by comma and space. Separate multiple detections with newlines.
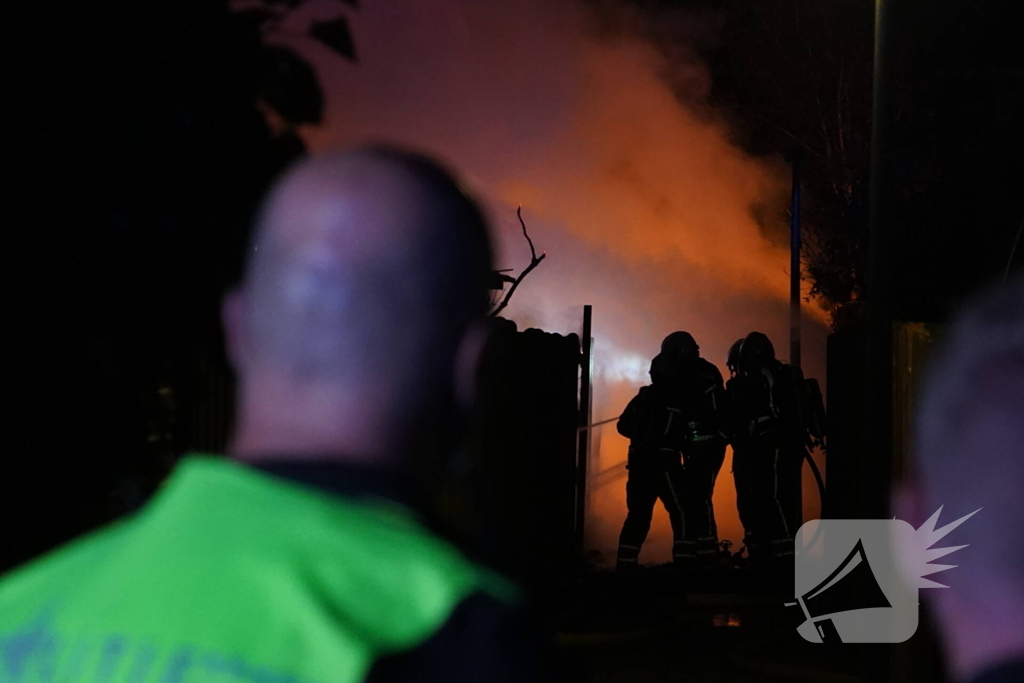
301, 0, 829, 566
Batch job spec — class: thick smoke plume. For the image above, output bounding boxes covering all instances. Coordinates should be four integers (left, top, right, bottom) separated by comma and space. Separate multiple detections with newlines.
294, 0, 828, 565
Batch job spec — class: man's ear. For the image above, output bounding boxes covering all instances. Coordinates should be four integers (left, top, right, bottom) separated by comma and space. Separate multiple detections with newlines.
222, 288, 248, 372
454, 318, 494, 413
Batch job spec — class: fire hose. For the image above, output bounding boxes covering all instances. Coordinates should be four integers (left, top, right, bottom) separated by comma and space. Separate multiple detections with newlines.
576, 416, 620, 432
578, 416, 828, 552
800, 444, 827, 553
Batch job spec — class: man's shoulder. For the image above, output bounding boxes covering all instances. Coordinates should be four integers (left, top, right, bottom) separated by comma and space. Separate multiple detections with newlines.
182, 456, 522, 615
1, 457, 516, 609
695, 358, 724, 382
0, 457, 526, 681
0, 514, 134, 625
761, 361, 804, 388
624, 384, 655, 407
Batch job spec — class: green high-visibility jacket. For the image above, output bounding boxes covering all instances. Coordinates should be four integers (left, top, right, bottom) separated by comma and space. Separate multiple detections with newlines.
0, 456, 530, 682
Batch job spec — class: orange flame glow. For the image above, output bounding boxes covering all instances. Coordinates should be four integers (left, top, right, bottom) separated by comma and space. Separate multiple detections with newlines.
301, 0, 829, 566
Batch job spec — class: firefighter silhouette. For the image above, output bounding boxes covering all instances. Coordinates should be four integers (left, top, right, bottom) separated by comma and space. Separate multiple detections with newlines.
616, 332, 729, 571
727, 332, 824, 567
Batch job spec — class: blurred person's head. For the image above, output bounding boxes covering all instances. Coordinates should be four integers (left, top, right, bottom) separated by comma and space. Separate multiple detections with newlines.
900, 275, 1024, 681
222, 146, 493, 470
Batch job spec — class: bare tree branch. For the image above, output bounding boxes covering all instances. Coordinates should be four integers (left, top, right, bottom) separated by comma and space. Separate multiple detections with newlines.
517, 204, 537, 261
490, 205, 546, 318
725, 103, 828, 161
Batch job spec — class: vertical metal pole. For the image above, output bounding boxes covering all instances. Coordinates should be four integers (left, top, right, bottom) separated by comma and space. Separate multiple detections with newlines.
786, 148, 804, 532
866, 0, 894, 521
575, 305, 593, 558
788, 148, 804, 371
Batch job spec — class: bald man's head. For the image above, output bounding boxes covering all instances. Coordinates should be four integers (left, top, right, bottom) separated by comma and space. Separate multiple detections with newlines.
227, 147, 493, 460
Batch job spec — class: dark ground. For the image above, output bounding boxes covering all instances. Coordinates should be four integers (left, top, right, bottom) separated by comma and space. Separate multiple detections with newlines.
554, 565, 904, 682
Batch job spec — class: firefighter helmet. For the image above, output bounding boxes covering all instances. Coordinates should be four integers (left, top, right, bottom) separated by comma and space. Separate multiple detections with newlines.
738, 331, 775, 370
726, 338, 744, 377
651, 331, 699, 383
661, 331, 699, 359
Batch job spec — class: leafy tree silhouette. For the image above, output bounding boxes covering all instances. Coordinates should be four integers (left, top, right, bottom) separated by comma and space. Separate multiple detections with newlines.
702, 0, 873, 330
649, 0, 1021, 326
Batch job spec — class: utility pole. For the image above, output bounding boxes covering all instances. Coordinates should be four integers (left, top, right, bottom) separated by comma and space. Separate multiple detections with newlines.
785, 148, 804, 532
575, 305, 594, 561
866, 0, 895, 521
787, 148, 804, 370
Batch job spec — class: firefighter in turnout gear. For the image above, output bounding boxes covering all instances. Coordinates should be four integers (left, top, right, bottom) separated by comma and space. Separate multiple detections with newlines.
615, 332, 728, 571
726, 332, 813, 568
672, 333, 729, 566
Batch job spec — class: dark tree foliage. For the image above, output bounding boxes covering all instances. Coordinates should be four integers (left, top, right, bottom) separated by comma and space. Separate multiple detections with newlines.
631, 0, 1022, 326
692, 0, 874, 329
593, 0, 872, 331
593, 0, 873, 328
2, 1, 354, 571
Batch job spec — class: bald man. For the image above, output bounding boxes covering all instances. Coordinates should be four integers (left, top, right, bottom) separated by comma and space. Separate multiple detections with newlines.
0, 148, 546, 682
898, 275, 1024, 683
